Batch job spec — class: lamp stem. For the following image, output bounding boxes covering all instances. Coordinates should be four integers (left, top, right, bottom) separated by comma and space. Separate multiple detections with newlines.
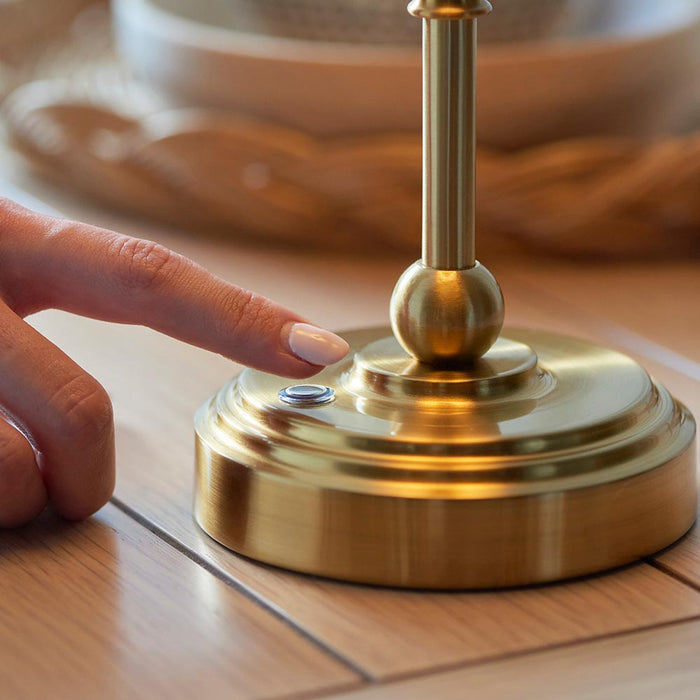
422, 17, 476, 270
390, 1, 502, 365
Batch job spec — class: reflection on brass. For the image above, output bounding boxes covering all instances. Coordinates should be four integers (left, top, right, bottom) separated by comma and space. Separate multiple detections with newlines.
194, 0, 697, 588
394, 0, 505, 368
390, 260, 504, 365
195, 328, 696, 588
408, 0, 493, 21
418, 9, 478, 269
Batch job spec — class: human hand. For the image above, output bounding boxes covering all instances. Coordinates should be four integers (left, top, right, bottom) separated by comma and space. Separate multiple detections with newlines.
0, 198, 349, 526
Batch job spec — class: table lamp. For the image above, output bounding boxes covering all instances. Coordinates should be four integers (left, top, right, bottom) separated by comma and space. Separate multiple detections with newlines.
193, 0, 696, 588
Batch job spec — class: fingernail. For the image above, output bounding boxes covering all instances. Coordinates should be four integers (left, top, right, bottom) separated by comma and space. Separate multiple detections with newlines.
287, 323, 350, 366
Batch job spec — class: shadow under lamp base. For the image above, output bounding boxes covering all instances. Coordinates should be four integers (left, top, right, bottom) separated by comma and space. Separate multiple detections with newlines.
194, 327, 696, 589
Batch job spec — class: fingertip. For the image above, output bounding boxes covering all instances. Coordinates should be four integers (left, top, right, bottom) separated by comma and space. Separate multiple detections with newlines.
284, 323, 350, 367
274, 360, 326, 381
47, 442, 116, 522
55, 481, 114, 522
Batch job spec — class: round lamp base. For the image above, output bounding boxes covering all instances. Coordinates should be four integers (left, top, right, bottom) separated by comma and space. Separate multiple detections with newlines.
194, 327, 696, 589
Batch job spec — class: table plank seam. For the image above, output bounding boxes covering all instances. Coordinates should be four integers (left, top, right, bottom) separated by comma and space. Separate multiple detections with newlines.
269, 680, 370, 700
646, 558, 700, 593
108, 495, 374, 683
270, 681, 370, 700
107, 490, 700, 687
293, 613, 700, 700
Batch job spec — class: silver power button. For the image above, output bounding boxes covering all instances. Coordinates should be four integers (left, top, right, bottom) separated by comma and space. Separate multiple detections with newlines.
278, 384, 335, 407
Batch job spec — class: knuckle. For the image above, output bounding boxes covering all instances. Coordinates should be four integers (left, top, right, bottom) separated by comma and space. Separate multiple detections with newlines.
51, 375, 114, 441
113, 236, 183, 294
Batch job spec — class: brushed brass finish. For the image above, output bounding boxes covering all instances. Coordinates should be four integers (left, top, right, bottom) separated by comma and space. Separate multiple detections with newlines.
392, 0, 504, 366
193, 0, 697, 588
195, 328, 697, 588
390, 260, 504, 364
421, 16, 477, 269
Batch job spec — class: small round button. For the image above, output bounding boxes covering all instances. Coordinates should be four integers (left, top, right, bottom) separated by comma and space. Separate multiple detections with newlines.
279, 384, 335, 407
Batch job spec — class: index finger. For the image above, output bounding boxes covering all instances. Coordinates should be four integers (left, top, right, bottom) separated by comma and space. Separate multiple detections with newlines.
0, 199, 349, 377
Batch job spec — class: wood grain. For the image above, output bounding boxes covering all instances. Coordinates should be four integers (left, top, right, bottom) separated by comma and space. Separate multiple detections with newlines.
501, 260, 700, 359
0, 504, 359, 699
25, 233, 700, 681
319, 618, 700, 700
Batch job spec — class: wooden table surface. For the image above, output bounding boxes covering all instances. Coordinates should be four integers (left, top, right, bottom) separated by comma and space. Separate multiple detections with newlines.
2, 177, 700, 699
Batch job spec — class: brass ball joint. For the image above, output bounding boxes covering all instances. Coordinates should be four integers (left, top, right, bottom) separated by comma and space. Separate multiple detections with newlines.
390, 261, 504, 365
194, 0, 696, 588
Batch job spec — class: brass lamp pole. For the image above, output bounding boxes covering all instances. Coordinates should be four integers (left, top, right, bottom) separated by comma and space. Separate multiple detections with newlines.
391, 0, 503, 365
416, 0, 485, 270
193, 1, 696, 589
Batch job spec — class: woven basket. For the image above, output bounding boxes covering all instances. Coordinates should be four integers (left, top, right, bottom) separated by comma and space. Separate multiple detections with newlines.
3, 1, 700, 259
189, 0, 577, 45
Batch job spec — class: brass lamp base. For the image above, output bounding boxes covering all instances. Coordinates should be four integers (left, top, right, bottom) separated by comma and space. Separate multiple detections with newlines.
195, 2, 696, 588
194, 327, 696, 589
